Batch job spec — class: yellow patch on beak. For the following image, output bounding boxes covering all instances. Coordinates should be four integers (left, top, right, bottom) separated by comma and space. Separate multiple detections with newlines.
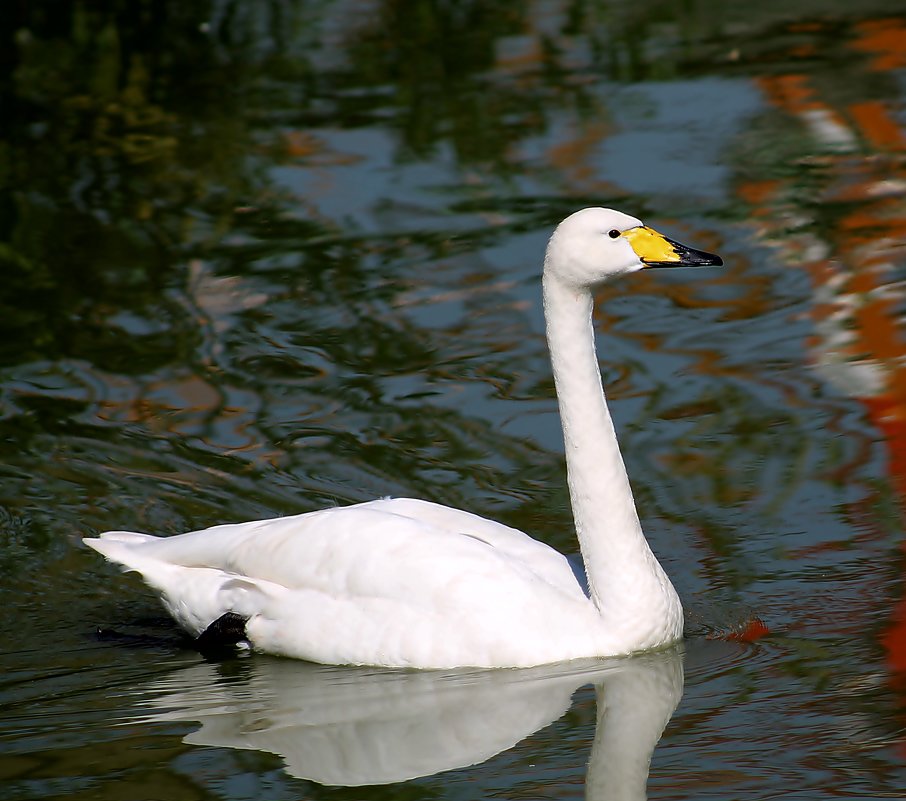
623, 226, 681, 264
622, 226, 723, 268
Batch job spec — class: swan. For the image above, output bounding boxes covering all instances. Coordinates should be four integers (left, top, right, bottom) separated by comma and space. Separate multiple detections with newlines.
84, 207, 722, 669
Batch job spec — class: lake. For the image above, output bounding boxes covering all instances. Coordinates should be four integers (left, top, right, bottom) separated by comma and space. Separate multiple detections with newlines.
3, 1, 906, 799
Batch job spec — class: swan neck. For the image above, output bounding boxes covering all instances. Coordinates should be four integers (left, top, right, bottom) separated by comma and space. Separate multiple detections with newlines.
542, 272, 679, 635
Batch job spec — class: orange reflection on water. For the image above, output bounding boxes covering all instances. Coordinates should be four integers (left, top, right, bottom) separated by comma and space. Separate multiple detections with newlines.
739, 15, 906, 693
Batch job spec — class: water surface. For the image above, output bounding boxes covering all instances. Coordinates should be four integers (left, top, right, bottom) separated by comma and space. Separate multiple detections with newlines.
3, 1, 906, 799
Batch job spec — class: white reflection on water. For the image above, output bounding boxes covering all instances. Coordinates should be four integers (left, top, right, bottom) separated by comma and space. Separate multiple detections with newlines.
133, 647, 683, 792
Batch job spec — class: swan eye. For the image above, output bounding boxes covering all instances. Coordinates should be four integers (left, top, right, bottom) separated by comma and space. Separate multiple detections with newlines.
608, 229, 621, 239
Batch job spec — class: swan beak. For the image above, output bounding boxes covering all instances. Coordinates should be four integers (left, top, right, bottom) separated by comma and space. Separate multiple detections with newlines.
624, 226, 723, 268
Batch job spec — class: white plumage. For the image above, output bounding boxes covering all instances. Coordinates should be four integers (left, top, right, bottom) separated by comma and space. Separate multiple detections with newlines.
85, 207, 722, 668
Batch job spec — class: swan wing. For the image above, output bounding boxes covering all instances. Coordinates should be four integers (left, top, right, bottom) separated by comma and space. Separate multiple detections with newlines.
85, 498, 593, 667
92, 498, 581, 597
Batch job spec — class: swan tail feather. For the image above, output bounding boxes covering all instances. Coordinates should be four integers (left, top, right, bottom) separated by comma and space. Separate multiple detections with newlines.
83, 532, 162, 574
84, 532, 274, 640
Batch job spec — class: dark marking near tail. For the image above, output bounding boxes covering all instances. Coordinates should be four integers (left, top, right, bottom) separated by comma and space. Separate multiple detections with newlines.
196, 612, 248, 655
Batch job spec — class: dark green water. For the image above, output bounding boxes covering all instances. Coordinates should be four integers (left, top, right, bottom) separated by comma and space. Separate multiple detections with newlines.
3, 1, 906, 798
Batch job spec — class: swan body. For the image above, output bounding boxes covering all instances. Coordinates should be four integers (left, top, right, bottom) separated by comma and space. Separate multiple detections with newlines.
84, 208, 722, 669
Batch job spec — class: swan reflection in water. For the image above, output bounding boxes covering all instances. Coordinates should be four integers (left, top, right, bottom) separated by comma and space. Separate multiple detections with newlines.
135, 646, 683, 794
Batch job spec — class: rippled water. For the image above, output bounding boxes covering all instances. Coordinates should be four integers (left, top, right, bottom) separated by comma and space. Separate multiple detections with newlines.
3, 1, 906, 799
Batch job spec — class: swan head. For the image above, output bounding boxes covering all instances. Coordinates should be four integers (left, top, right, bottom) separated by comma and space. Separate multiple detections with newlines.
544, 207, 722, 288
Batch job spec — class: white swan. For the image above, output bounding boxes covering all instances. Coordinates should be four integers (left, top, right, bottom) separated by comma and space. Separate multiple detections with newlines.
84, 207, 722, 669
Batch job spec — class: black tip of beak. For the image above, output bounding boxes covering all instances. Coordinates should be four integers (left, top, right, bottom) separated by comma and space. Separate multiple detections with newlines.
679, 246, 723, 267
644, 237, 723, 268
